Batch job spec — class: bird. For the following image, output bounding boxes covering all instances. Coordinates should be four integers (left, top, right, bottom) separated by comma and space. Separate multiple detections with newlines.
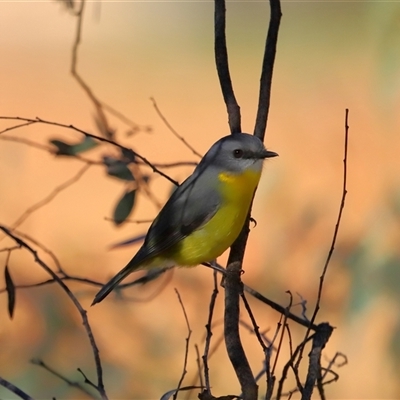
92, 133, 277, 305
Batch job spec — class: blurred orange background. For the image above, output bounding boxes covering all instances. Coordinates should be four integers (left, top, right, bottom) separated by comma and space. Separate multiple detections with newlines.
1, 1, 400, 398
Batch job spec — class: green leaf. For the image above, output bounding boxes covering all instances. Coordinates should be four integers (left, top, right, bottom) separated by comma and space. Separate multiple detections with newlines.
72, 136, 98, 153
113, 189, 136, 225
103, 157, 134, 181
5, 265, 15, 319
50, 139, 76, 156
50, 136, 98, 156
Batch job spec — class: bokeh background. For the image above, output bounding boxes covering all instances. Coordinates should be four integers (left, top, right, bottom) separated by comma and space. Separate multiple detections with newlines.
1, 0, 400, 398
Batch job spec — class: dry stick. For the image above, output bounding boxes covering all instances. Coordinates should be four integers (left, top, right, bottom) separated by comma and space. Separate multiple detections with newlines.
0, 226, 108, 400
173, 289, 192, 400
297, 110, 349, 400
0, 376, 34, 400
150, 98, 202, 158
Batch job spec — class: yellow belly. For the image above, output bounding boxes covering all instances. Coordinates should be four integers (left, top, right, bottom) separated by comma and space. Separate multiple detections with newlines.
170, 168, 262, 266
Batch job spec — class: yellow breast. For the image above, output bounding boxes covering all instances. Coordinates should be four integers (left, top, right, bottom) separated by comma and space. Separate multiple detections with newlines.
171, 168, 262, 266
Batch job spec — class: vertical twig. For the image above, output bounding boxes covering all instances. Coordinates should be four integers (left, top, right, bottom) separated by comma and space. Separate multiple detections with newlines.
173, 289, 192, 400
253, 0, 282, 140
202, 270, 219, 396
70, 0, 113, 139
214, 0, 241, 133
297, 109, 349, 399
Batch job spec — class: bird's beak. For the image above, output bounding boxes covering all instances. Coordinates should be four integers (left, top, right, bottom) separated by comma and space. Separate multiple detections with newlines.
262, 149, 279, 159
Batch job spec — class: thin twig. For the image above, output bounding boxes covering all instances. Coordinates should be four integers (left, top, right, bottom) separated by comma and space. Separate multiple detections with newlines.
244, 284, 318, 330
271, 293, 292, 377
0, 120, 36, 135
150, 98, 202, 158
296, 109, 349, 389
0, 135, 53, 151
173, 289, 192, 400
194, 344, 204, 391
70, 0, 112, 140
311, 109, 349, 322
31, 359, 97, 398
101, 101, 151, 134
276, 335, 313, 400
8, 163, 91, 232
241, 293, 267, 352
202, 269, 219, 395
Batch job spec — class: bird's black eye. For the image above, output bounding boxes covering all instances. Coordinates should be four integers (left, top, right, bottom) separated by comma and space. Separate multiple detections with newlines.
233, 149, 243, 158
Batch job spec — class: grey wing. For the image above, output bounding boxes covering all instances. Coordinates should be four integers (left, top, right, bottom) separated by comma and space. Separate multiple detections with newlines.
138, 170, 221, 260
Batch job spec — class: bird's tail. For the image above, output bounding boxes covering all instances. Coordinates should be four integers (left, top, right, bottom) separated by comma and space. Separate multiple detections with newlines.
91, 262, 136, 306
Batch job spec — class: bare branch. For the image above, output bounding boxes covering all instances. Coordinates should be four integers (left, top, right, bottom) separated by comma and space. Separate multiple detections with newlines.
151, 98, 202, 158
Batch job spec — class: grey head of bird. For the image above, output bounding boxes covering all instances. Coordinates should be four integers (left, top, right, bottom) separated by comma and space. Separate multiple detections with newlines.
197, 133, 278, 174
